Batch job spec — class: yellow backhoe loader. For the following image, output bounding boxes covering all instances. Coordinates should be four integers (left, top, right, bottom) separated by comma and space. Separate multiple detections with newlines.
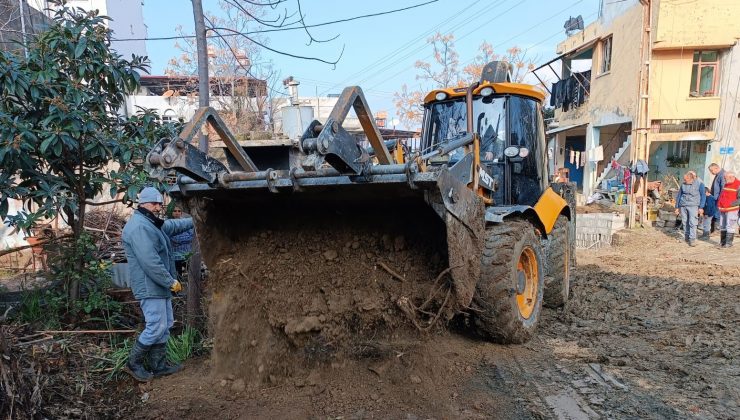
146, 61, 575, 344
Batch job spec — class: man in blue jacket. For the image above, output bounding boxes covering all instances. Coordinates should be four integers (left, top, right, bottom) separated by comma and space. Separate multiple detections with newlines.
674, 171, 706, 247
122, 187, 194, 381
708, 163, 726, 234
699, 186, 718, 240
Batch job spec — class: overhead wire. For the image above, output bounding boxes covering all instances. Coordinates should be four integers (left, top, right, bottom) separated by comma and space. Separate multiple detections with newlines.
459, 0, 585, 68
290, 75, 396, 97
367, 0, 587, 92
111, 0, 441, 42
317, 0, 486, 95
359, 0, 521, 90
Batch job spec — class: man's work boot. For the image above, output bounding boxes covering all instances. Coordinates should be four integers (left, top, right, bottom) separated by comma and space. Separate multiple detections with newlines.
720, 231, 727, 247
699, 231, 709, 240
149, 342, 182, 377
688, 240, 697, 247
125, 340, 153, 382
724, 233, 734, 248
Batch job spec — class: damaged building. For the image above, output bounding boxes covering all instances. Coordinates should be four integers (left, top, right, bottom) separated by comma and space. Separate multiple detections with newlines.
536, 0, 740, 197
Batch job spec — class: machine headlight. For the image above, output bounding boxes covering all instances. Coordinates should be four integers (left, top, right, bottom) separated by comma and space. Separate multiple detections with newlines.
435, 92, 448, 101
480, 86, 494, 97
504, 146, 519, 158
519, 147, 530, 158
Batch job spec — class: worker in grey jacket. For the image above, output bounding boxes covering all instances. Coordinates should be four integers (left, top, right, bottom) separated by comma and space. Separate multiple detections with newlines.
674, 171, 706, 247
122, 187, 194, 381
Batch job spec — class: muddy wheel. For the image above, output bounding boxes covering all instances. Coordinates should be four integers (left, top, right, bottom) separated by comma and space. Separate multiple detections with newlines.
473, 219, 544, 344
544, 215, 571, 308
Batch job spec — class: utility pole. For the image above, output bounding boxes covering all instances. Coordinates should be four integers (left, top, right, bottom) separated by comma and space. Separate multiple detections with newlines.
630, 0, 652, 228
192, 0, 210, 152
18, 0, 28, 58
187, 0, 209, 327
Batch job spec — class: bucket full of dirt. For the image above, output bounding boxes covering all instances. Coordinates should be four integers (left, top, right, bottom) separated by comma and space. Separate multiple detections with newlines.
187, 195, 457, 385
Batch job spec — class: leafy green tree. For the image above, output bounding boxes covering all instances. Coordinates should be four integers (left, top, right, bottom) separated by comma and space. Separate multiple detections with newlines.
0, 3, 176, 300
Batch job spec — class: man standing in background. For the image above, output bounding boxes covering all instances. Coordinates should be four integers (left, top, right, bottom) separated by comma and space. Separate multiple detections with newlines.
708, 163, 726, 235
717, 171, 740, 248
169, 204, 194, 280
675, 171, 705, 247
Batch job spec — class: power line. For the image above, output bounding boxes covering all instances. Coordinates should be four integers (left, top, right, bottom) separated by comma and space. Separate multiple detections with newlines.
111, 0, 441, 42
357, 0, 513, 87
368, 0, 586, 91
289, 75, 396, 97
317, 0, 485, 95
363, 0, 527, 90
460, 0, 585, 68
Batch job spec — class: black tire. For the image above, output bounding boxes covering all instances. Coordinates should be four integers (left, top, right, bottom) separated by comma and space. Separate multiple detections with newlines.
473, 219, 545, 344
544, 215, 572, 308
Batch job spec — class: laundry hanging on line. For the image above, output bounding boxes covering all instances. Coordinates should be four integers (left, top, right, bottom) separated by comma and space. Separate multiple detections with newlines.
550, 70, 591, 111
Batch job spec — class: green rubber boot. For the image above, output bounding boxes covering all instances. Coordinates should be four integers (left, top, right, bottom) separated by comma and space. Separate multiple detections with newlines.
149, 343, 182, 377
125, 340, 153, 382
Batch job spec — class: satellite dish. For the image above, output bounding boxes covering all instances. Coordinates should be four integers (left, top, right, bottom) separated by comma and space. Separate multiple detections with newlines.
162, 89, 175, 98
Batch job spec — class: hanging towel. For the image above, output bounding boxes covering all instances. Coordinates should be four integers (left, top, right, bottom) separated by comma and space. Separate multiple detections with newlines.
575, 151, 581, 169
593, 145, 604, 161
570, 150, 575, 164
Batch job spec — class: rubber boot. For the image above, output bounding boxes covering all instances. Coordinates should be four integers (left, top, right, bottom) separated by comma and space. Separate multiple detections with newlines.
725, 233, 734, 248
125, 340, 153, 382
720, 231, 727, 247
149, 343, 182, 377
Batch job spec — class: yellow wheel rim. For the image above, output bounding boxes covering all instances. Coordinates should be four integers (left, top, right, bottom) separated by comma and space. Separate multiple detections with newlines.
515, 246, 538, 319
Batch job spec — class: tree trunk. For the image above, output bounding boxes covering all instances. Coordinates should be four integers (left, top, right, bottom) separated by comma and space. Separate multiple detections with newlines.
186, 232, 203, 328
68, 199, 88, 302
65, 207, 81, 302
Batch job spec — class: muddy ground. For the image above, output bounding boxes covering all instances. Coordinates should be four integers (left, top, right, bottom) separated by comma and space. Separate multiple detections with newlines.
137, 226, 739, 419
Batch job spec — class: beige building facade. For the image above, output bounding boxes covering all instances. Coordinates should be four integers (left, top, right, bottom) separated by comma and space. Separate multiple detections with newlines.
539, 0, 740, 196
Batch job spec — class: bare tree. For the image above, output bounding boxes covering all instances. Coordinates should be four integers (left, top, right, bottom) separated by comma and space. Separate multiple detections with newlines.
394, 33, 536, 128
462, 44, 535, 84
171, 1, 281, 136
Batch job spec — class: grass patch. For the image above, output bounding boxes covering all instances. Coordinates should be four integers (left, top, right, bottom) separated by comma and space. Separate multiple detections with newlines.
167, 326, 203, 364
104, 326, 205, 380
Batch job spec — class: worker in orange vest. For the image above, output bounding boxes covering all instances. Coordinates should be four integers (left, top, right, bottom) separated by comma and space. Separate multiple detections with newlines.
717, 171, 740, 248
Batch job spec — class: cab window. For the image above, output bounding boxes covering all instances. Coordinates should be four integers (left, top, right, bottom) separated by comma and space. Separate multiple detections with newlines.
508, 96, 545, 206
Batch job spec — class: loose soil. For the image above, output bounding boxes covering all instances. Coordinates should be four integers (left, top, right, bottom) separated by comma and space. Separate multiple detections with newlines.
136, 224, 738, 419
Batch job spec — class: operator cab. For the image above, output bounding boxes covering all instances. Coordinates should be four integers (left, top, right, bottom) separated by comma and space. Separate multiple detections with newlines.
420, 70, 548, 207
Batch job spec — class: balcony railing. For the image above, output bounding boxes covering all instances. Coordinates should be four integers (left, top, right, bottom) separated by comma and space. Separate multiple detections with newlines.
650, 119, 715, 133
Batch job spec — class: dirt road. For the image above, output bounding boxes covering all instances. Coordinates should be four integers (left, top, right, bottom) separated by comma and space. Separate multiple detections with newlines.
140, 227, 739, 419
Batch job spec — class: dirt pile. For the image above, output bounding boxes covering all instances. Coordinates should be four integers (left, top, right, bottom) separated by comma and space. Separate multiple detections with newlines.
188, 197, 461, 386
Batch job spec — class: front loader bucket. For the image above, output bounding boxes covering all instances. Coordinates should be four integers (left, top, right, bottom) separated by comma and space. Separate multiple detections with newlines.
146, 90, 485, 383
176, 164, 486, 309
177, 169, 484, 383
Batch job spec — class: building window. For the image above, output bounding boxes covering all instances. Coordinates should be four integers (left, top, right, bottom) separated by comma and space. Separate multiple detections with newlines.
690, 51, 718, 97
600, 36, 612, 74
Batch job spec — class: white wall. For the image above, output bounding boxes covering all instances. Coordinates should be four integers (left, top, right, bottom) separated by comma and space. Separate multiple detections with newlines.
272, 96, 362, 135
28, 0, 148, 59
105, 0, 147, 59
709, 43, 740, 178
